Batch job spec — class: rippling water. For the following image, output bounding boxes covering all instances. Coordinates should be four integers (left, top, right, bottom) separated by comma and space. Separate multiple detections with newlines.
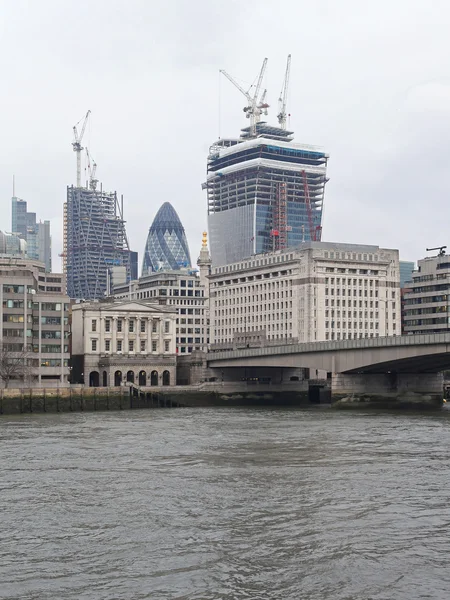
1, 407, 450, 599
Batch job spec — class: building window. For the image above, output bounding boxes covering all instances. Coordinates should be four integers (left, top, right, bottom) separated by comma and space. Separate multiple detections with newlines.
91, 339, 97, 351
105, 339, 110, 352
105, 319, 111, 332
117, 319, 123, 332
129, 340, 134, 352
140, 340, 146, 352
164, 340, 170, 352
129, 320, 134, 333
165, 321, 170, 333
152, 340, 157, 352
92, 319, 97, 332
117, 340, 122, 352
140, 320, 146, 333
152, 321, 157, 333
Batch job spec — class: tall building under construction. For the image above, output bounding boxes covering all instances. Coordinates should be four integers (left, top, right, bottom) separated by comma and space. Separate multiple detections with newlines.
64, 110, 133, 300
203, 57, 329, 266
65, 186, 132, 300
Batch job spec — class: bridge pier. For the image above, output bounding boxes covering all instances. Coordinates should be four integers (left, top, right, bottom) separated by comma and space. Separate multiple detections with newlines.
331, 372, 444, 409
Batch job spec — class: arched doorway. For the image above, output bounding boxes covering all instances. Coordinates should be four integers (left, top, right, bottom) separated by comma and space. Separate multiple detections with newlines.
102, 371, 108, 387
138, 370, 146, 386
126, 370, 135, 384
89, 371, 100, 387
162, 370, 170, 386
150, 370, 158, 386
114, 370, 122, 386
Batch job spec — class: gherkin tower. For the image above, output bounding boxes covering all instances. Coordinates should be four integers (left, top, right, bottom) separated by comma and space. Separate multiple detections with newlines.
142, 202, 191, 275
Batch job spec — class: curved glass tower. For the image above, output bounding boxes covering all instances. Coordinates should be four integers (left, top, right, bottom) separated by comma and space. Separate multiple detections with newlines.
142, 202, 191, 275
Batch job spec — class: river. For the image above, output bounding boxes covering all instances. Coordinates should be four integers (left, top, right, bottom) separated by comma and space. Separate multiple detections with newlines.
1, 407, 450, 599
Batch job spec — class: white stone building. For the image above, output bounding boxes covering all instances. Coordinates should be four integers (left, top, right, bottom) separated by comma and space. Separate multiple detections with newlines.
209, 242, 400, 348
71, 300, 177, 387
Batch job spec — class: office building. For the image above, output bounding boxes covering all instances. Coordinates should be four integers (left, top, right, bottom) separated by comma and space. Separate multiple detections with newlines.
403, 252, 450, 334
0, 256, 70, 387
71, 300, 177, 387
209, 242, 400, 348
142, 202, 191, 275
66, 186, 133, 300
11, 196, 52, 272
203, 122, 328, 267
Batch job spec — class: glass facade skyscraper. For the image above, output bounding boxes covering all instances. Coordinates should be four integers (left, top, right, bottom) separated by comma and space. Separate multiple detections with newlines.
203, 122, 328, 267
142, 202, 191, 275
11, 197, 52, 271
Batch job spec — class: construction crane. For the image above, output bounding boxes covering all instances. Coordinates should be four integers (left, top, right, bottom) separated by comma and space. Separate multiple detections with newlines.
85, 147, 98, 191
277, 54, 291, 129
72, 110, 91, 188
220, 58, 269, 137
426, 246, 447, 257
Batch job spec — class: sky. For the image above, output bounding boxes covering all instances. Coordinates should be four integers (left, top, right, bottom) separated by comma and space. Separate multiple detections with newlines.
2, 0, 450, 270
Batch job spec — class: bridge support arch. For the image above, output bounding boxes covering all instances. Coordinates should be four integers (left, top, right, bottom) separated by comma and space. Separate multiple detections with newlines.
331, 372, 443, 409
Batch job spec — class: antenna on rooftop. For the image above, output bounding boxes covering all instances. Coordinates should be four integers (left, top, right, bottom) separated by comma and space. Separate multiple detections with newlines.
426, 246, 447, 257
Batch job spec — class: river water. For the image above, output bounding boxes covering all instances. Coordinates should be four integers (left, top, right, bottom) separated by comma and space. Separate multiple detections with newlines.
1, 407, 450, 600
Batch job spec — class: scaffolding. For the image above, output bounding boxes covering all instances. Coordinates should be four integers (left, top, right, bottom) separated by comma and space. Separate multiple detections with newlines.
66, 185, 131, 300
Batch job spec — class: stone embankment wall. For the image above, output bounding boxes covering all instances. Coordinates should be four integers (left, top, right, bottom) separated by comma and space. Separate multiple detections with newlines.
0, 382, 312, 415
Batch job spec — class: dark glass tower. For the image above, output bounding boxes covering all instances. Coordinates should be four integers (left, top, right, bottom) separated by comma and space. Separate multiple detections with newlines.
142, 202, 191, 275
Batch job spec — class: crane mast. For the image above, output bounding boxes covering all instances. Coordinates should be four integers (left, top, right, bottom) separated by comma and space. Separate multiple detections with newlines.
220, 58, 269, 137
72, 110, 91, 188
85, 147, 98, 191
277, 54, 291, 129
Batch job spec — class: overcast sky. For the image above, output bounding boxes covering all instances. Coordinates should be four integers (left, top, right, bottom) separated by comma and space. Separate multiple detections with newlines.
2, 0, 450, 270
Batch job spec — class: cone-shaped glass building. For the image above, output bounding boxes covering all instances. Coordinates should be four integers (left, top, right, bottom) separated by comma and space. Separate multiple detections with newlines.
142, 202, 191, 275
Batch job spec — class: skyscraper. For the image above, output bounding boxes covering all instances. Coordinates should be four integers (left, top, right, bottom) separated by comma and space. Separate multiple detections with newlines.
11, 197, 52, 272
203, 57, 328, 267
204, 122, 328, 267
66, 186, 132, 300
11, 197, 27, 238
142, 202, 191, 275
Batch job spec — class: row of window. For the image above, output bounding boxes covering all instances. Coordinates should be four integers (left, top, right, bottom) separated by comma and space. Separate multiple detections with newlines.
91, 339, 171, 353
41, 359, 69, 367
92, 319, 171, 334
325, 288, 380, 298
325, 321, 384, 330
325, 277, 380, 286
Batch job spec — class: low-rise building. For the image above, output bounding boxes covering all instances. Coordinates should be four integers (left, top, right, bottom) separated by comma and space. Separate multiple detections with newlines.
403, 252, 450, 335
209, 241, 400, 348
0, 255, 70, 387
71, 300, 177, 387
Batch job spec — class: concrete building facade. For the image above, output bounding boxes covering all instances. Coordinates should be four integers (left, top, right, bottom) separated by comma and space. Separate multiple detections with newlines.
71, 300, 177, 387
209, 241, 400, 348
0, 256, 70, 387
403, 253, 450, 335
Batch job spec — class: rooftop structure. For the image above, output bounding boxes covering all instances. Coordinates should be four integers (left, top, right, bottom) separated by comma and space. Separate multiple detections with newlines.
141, 202, 191, 275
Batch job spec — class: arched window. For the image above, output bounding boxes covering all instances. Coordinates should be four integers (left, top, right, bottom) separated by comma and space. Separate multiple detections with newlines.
150, 370, 158, 386
126, 371, 135, 383
89, 371, 100, 387
114, 370, 122, 386
138, 370, 146, 386
102, 371, 108, 387
162, 370, 170, 386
